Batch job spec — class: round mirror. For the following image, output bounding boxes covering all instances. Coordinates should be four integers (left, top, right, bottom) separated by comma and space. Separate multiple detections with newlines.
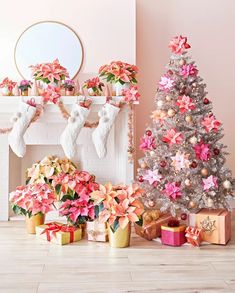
14, 21, 83, 80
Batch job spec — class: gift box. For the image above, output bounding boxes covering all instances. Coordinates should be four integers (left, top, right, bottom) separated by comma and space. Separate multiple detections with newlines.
134, 211, 173, 241
185, 226, 202, 247
36, 222, 82, 245
87, 220, 108, 242
161, 225, 186, 246
189, 209, 231, 245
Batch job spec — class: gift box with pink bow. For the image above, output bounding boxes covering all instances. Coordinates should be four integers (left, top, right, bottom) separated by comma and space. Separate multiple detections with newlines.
36, 222, 82, 245
161, 219, 186, 246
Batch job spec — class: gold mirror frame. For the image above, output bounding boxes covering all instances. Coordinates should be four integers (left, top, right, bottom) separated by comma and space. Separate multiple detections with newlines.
14, 20, 84, 80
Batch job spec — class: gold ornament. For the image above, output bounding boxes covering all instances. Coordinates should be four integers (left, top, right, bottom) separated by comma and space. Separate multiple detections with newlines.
207, 198, 214, 208
189, 136, 197, 144
184, 179, 191, 187
157, 100, 163, 107
201, 168, 209, 177
140, 162, 147, 169
185, 115, 193, 123
179, 59, 185, 66
223, 180, 232, 189
189, 201, 196, 208
167, 109, 175, 117
200, 216, 216, 233
165, 95, 171, 101
192, 82, 197, 87
150, 151, 155, 157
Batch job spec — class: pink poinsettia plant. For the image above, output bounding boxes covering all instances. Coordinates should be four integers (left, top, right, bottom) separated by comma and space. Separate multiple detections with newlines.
169, 35, 191, 54
90, 183, 144, 232
30, 59, 69, 84
52, 171, 99, 226
0, 77, 16, 92
99, 61, 138, 84
83, 77, 104, 95
9, 183, 56, 218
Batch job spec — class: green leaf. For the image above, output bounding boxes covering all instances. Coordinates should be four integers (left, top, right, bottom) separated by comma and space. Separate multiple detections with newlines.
132, 78, 137, 83
112, 217, 120, 232
94, 205, 100, 218
135, 217, 143, 227
61, 194, 74, 202
25, 178, 30, 185
55, 184, 62, 195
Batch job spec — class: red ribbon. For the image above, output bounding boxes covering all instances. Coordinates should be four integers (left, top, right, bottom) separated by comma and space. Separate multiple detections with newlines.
40, 222, 76, 243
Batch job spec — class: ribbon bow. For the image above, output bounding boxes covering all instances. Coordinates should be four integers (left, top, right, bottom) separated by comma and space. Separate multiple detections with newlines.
185, 226, 202, 247
27, 98, 36, 107
41, 223, 77, 243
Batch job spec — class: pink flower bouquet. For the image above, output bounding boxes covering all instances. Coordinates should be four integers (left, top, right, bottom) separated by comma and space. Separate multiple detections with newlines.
90, 183, 144, 232
9, 183, 56, 218
83, 77, 104, 96
52, 170, 99, 226
99, 61, 138, 85
30, 59, 69, 84
19, 80, 32, 92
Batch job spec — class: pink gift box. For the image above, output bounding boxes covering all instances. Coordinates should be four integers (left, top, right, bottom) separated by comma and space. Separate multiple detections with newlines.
161, 225, 186, 246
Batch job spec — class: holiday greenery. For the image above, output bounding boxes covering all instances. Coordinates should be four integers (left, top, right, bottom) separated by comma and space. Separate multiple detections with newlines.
138, 35, 235, 216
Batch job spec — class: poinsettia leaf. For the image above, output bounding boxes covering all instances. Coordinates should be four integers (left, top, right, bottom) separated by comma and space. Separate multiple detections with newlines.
61, 194, 73, 202
94, 205, 100, 218
135, 217, 143, 227
55, 184, 62, 195
113, 217, 120, 232
25, 178, 30, 185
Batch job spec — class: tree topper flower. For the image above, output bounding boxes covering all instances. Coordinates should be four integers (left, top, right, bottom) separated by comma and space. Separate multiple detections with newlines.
169, 35, 191, 54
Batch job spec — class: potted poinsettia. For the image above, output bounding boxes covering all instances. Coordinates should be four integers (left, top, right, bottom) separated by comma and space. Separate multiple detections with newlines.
63, 79, 75, 96
83, 77, 104, 96
19, 80, 32, 96
91, 183, 144, 248
99, 61, 138, 96
9, 183, 56, 234
52, 170, 99, 236
0, 77, 16, 96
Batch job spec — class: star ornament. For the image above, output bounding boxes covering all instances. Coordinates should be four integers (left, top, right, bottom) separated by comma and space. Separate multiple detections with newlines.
202, 175, 218, 191
162, 128, 183, 146
200, 216, 216, 233
194, 141, 210, 161
163, 182, 182, 200
159, 75, 175, 92
176, 95, 196, 113
143, 169, 162, 185
169, 35, 191, 54
179, 63, 198, 79
202, 115, 221, 133
171, 151, 190, 171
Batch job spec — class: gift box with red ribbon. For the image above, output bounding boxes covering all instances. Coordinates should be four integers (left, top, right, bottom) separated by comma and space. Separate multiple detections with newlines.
161, 219, 186, 247
36, 222, 82, 245
185, 226, 202, 247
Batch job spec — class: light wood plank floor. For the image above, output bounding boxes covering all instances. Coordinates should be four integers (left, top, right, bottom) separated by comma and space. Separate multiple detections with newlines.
0, 216, 235, 293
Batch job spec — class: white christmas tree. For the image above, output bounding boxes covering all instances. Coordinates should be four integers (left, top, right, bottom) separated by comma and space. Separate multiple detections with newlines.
138, 36, 234, 216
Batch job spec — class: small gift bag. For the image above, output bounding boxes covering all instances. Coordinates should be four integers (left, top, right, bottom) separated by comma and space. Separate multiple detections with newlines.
189, 209, 231, 245
185, 226, 202, 247
87, 219, 108, 242
161, 220, 186, 247
134, 210, 173, 241
36, 222, 82, 245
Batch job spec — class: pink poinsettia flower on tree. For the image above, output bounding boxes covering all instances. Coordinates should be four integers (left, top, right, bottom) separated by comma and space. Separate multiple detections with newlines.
202, 175, 218, 191
159, 75, 175, 92
194, 141, 210, 161
202, 114, 221, 133
179, 63, 198, 78
176, 95, 196, 113
169, 35, 191, 54
122, 85, 140, 104
42, 85, 61, 104
143, 169, 162, 185
162, 128, 183, 145
140, 136, 157, 151
163, 182, 182, 200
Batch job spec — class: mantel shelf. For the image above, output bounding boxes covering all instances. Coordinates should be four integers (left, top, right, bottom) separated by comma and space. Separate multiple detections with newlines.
0, 96, 125, 105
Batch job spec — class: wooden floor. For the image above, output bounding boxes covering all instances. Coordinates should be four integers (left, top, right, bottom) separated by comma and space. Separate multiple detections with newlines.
0, 218, 235, 293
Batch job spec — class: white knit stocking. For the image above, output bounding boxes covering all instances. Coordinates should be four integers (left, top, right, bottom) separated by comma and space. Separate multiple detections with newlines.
92, 103, 120, 158
8, 102, 36, 157
60, 103, 91, 159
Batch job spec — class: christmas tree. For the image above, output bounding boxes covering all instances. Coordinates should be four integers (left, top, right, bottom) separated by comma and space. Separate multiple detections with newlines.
138, 36, 235, 216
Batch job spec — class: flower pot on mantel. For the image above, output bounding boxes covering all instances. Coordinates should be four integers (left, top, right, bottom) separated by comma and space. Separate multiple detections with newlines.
108, 223, 131, 248
21, 89, 28, 96
65, 89, 75, 96
1, 85, 11, 96
25, 213, 45, 234
112, 82, 130, 96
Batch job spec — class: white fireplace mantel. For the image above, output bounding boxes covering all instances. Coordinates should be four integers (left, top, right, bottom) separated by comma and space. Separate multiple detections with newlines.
0, 96, 135, 220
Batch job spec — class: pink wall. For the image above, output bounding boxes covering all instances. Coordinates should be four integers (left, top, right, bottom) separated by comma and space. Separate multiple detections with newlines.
136, 0, 235, 174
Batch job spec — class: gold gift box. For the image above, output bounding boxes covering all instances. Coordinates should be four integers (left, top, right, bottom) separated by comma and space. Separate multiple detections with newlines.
36, 222, 82, 245
189, 209, 231, 245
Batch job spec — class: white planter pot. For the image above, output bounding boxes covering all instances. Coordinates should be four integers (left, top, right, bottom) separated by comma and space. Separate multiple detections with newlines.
112, 82, 130, 96
1, 86, 10, 96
